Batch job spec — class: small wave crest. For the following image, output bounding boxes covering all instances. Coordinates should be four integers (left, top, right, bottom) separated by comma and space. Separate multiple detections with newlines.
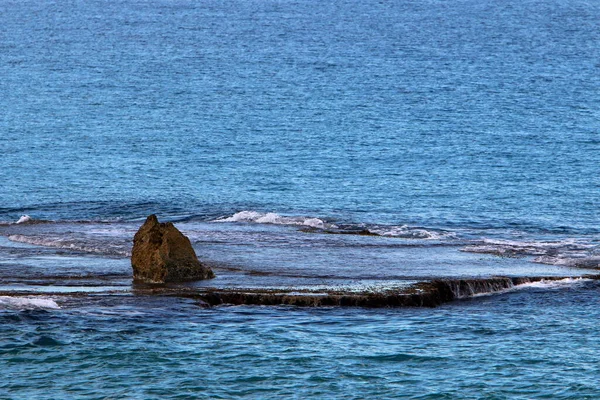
0, 296, 60, 310
9, 215, 51, 225
367, 225, 452, 240
214, 211, 453, 240
16, 215, 32, 224
214, 211, 335, 229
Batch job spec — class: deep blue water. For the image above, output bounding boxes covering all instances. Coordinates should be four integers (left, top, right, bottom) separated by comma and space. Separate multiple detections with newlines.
1, 0, 599, 231
1, 0, 600, 398
3, 282, 600, 399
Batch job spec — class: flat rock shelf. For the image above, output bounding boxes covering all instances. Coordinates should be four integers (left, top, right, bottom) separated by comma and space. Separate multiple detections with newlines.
3, 275, 598, 309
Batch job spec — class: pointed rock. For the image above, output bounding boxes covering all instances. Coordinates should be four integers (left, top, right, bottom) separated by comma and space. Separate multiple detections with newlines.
131, 214, 215, 283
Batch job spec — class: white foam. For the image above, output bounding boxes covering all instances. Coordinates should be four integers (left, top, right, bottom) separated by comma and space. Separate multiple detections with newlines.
215, 211, 455, 239
369, 225, 451, 240
16, 215, 32, 224
0, 296, 60, 310
467, 277, 591, 298
7, 235, 131, 257
7, 235, 49, 247
515, 277, 592, 290
214, 211, 335, 229
462, 238, 598, 267
533, 255, 600, 268
480, 238, 592, 250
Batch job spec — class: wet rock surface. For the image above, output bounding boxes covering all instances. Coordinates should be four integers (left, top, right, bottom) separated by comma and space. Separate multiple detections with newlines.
131, 215, 215, 283
173, 275, 600, 308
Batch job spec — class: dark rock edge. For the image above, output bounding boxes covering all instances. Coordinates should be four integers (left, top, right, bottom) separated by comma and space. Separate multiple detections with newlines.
160, 275, 600, 308
6, 276, 597, 309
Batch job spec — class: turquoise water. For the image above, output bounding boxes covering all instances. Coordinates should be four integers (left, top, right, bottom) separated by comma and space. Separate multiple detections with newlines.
1, 0, 600, 397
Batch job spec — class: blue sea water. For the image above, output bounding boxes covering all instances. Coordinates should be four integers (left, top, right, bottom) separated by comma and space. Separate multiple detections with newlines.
1, 0, 600, 398
3, 283, 600, 399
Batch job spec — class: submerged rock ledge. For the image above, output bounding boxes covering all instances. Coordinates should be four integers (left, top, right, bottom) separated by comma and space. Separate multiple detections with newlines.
179, 275, 600, 308
3, 276, 597, 309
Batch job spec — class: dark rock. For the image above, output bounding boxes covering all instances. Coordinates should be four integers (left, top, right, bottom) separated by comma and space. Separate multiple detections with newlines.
131, 214, 215, 283
192, 289, 447, 308
182, 275, 600, 308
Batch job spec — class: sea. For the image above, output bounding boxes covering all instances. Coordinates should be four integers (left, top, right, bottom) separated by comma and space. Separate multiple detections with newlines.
1, 0, 599, 397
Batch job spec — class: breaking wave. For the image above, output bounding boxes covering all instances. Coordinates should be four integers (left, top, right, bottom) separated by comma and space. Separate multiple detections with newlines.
0, 296, 60, 310
16, 215, 32, 224
214, 211, 335, 229
3, 215, 52, 225
214, 211, 453, 240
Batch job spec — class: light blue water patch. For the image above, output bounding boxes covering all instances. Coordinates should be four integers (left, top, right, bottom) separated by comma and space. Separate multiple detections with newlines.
2, 220, 596, 290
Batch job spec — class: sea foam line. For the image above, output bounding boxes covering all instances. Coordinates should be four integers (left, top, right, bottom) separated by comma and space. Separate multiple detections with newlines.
214, 210, 452, 239
458, 277, 592, 299
7, 235, 131, 257
368, 225, 452, 240
213, 211, 335, 229
513, 277, 592, 291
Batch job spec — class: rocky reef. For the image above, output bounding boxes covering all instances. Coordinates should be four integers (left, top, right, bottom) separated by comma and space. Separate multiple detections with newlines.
127, 216, 599, 306
131, 215, 215, 283
182, 276, 599, 308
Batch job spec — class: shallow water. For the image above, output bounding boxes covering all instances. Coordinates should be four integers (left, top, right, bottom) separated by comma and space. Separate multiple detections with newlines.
1, 0, 600, 397
0, 220, 597, 295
